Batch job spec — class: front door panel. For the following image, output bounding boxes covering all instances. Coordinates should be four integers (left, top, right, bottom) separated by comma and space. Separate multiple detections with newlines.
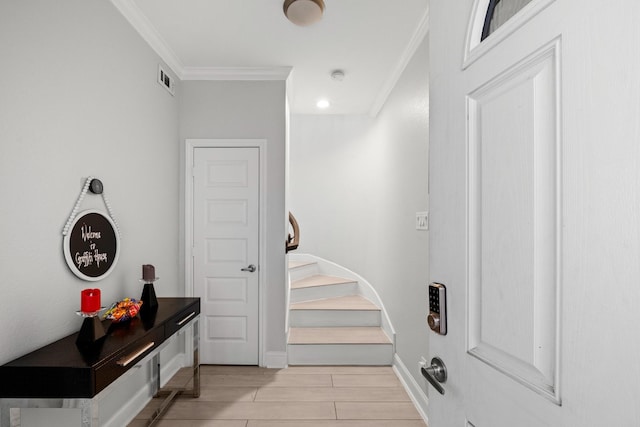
429, 0, 640, 426
467, 40, 560, 402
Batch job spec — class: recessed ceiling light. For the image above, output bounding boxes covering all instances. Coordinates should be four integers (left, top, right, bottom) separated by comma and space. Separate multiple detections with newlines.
316, 99, 330, 109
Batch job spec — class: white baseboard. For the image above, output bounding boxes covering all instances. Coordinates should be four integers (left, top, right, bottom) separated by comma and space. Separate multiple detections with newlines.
393, 353, 429, 425
263, 351, 288, 368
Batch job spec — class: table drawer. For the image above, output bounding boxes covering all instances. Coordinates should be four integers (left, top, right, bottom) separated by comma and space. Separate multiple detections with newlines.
165, 302, 200, 337
95, 327, 164, 393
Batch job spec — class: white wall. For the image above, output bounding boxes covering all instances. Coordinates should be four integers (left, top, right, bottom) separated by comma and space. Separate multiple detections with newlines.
0, 1, 182, 424
0, 0, 180, 364
0, 0, 288, 374
179, 81, 288, 363
290, 35, 429, 387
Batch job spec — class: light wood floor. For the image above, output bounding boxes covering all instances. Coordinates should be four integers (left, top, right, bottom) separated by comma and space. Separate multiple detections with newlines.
128, 365, 427, 427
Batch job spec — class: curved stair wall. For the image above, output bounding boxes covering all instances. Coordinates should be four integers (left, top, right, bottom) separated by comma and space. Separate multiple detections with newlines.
287, 253, 396, 366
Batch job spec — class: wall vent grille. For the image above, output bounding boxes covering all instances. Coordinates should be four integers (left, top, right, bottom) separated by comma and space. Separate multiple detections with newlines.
158, 64, 175, 96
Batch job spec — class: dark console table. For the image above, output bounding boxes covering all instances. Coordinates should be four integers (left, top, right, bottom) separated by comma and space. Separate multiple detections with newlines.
0, 297, 200, 427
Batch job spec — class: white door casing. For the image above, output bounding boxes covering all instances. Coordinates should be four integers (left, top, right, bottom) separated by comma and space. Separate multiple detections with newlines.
429, 1, 640, 426
185, 139, 266, 366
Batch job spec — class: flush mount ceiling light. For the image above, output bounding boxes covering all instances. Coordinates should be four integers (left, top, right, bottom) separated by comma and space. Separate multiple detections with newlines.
283, 0, 325, 26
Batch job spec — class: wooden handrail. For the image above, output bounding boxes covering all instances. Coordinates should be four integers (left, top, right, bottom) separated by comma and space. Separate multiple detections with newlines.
286, 212, 300, 252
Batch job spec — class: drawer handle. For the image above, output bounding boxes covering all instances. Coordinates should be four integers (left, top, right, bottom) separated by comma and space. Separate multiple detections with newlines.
177, 311, 196, 326
116, 342, 155, 367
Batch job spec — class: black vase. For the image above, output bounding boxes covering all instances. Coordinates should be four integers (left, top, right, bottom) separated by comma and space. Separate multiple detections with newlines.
141, 282, 159, 311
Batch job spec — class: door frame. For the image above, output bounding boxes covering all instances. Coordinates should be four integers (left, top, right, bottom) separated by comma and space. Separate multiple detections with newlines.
184, 138, 268, 365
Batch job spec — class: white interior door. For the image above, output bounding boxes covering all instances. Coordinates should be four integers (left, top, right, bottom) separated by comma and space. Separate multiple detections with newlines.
429, 0, 640, 426
193, 146, 260, 365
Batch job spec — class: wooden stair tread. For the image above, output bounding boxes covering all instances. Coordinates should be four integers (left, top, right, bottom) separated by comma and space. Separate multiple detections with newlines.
288, 260, 316, 269
288, 327, 392, 345
290, 295, 379, 311
292, 274, 356, 289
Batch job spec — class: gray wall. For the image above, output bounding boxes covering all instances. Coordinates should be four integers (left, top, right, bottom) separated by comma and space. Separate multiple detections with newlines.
0, 2, 289, 423
179, 81, 288, 360
0, 0, 180, 364
290, 35, 429, 387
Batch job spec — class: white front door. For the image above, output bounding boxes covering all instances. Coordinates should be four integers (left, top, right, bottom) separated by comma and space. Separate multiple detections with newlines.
193, 146, 260, 365
429, 0, 640, 426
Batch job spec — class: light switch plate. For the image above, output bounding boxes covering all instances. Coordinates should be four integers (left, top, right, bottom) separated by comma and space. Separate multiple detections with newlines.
416, 211, 429, 230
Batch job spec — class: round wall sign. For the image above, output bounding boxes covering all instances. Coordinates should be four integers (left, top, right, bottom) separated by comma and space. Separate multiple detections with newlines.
63, 209, 120, 281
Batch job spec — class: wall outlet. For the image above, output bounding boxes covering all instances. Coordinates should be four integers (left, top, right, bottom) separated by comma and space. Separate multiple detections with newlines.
416, 211, 429, 230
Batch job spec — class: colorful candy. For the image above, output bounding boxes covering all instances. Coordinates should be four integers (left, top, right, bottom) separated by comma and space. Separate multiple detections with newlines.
104, 298, 143, 322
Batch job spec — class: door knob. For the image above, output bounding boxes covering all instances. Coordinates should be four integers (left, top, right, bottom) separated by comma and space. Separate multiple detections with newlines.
421, 357, 447, 395
241, 264, 257, 273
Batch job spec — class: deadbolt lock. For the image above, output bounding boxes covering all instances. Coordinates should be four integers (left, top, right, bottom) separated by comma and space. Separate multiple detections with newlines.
428, 283, 447, 335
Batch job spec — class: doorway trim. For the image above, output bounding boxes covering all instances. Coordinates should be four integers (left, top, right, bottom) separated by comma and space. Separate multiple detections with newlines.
185, 138, 268, 365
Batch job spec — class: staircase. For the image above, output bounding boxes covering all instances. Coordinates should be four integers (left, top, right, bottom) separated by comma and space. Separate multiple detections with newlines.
287, 254, 395, 365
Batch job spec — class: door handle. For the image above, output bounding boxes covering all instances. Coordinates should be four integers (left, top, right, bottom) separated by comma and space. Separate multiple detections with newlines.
421, 357, 447, 395
241, 264, 257, 273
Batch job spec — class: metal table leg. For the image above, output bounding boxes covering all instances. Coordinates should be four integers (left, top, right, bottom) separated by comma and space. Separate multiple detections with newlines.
146, 317, 200, 426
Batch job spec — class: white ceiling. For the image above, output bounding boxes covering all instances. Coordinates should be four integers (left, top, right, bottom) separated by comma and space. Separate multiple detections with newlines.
110, 0, 429, 115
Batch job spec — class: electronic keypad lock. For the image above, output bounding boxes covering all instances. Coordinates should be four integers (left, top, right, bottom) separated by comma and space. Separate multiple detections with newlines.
427, 283, 447, 335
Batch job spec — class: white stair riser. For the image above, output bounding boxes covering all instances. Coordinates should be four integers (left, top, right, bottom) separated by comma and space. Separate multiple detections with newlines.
289, 310, 381, 327
289, 263, 319, 282
288, 343, 394, 366
290, 282, 359, 303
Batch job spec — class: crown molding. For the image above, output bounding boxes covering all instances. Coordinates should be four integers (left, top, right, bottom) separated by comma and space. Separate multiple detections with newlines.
182, 66, 293, 81
109, 0, 184, 77
368, 6, 430, 117
111, 0, 427, 109
110, 0, 294, 82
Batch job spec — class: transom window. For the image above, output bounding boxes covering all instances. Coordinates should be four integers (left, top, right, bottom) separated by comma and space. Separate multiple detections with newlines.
482, 0, 534, 40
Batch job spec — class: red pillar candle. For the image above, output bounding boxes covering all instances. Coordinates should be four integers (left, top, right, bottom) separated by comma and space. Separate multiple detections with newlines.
142, 264, 155, 282
81, 288, 101, 313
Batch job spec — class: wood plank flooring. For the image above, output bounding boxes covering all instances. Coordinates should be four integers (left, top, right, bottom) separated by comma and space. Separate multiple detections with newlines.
128, 365, 427, 427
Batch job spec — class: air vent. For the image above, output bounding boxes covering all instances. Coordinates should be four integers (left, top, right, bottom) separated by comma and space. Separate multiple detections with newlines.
157, 64, 175, 96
